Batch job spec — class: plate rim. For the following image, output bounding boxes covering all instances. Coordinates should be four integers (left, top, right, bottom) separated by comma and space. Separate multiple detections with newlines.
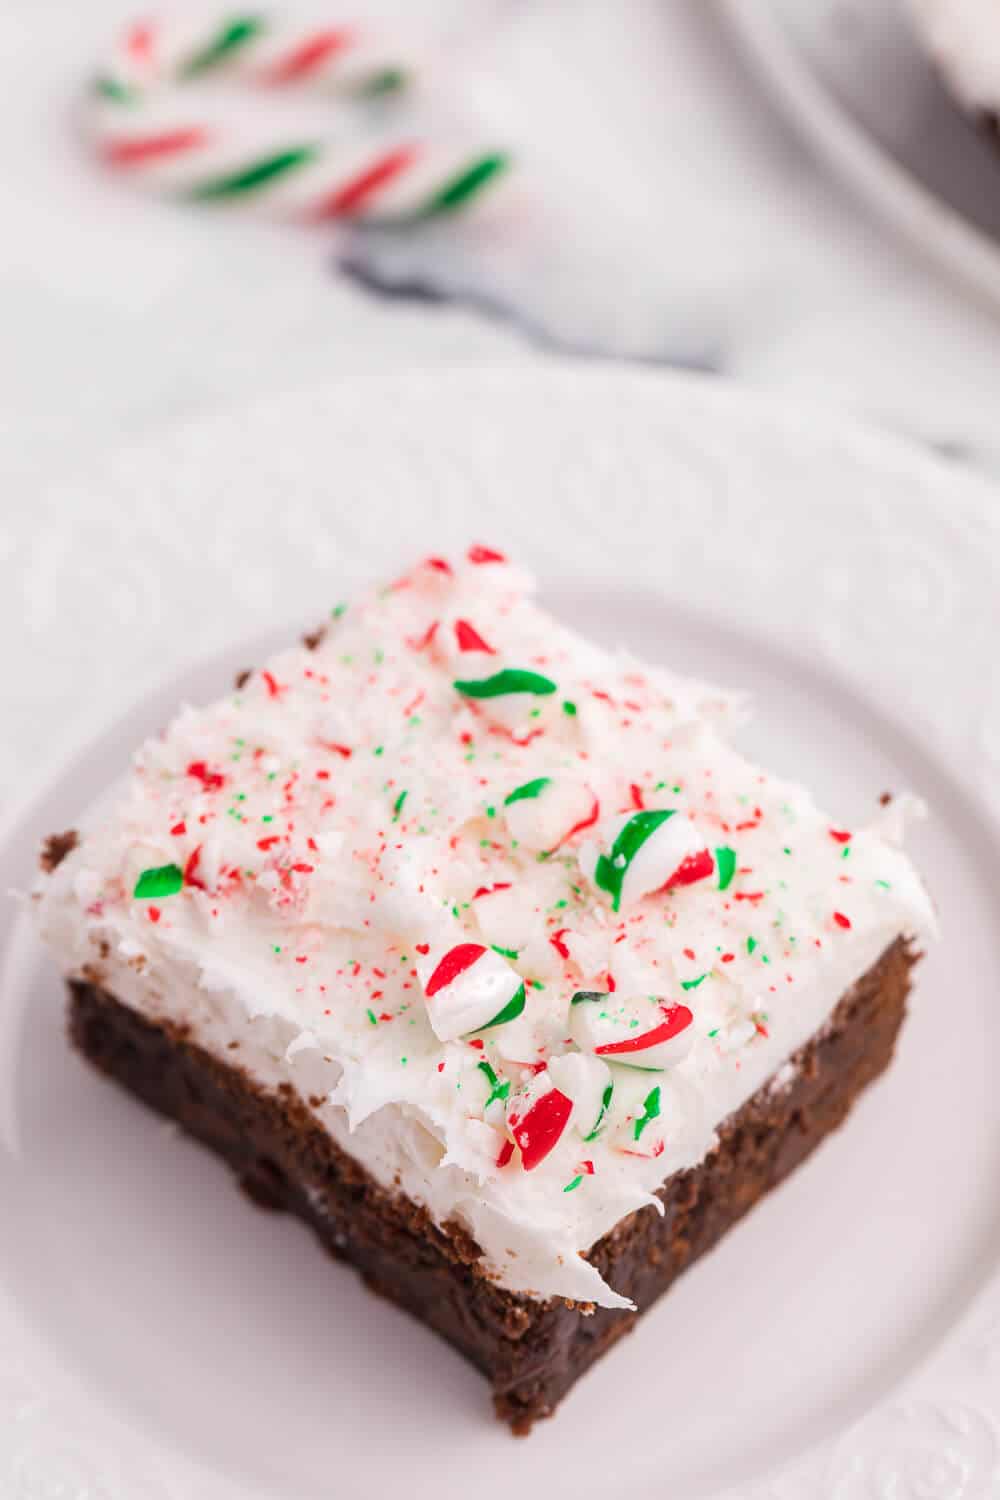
719, 0, 1000, 318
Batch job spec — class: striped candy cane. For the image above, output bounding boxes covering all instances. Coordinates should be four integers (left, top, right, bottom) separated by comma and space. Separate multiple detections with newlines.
88, 11, 513, 224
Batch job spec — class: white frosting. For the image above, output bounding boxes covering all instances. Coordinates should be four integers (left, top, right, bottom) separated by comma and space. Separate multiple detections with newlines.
35, 550, 935, 1309
909, 0, 1000, 111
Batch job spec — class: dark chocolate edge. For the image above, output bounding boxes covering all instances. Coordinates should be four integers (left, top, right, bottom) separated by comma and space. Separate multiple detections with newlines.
67, 937, 915, 1433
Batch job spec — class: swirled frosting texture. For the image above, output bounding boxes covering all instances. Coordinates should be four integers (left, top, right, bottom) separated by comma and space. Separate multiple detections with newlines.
36, 550, 934, 1308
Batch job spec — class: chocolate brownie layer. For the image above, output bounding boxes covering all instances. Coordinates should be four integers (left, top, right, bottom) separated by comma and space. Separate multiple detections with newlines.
68, 938, 915, 1433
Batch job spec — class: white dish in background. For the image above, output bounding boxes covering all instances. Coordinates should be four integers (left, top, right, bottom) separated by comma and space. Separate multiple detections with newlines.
1, 367, 1000, 1499
722, 0, 1000, 315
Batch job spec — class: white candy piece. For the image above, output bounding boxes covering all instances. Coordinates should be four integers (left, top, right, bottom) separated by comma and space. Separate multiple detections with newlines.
472, 882, 540, 957
416, 940, 526, 1042
569, 990, 695, 1070
583, 809, 713, 912
502, 774, 597, 853
547, 1051, 615, 1141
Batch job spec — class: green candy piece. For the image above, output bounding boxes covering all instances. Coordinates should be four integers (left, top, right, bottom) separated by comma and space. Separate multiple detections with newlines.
133, 863, 183, 900
477, 1060, 511, 1109
477, 983, 526, 1031
715, 845, 737, 891
633, 1085, 662, 1141
570, 989, 609, 1006
454, 669, 557, 700
583, 1081, 614, 1142
504, 777, 551, 807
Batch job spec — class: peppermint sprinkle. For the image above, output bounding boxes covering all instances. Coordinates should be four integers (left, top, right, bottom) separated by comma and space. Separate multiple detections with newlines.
633, 1085, 662, 1141
133, 863, 183, 900
454, 669, 557, 699
504, 777, 551, 806
715, 845, 737, 891
477, 1060, 510, 1108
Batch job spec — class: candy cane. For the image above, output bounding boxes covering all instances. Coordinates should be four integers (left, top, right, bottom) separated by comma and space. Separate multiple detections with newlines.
88, 11, 513, 224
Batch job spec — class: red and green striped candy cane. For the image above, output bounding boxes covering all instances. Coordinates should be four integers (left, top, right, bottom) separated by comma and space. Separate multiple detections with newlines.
417, 940, 526, 1043
89, 12, 512, 224
94, 12, 420, 100
570, 990, 695, 1070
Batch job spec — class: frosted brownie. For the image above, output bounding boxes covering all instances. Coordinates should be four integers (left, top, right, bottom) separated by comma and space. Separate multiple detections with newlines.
35, 548, 934, 1430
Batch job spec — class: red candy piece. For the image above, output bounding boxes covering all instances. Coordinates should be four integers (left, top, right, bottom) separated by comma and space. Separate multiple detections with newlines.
186, 760, 225, 791
407, 620, 439, 652
182, 844, 207, 891
468, 545, 506, 564
453, 619, 496, 654
424, 943, 487, 998
508, 1088, 573, 1171
549, 794, 601, 853
549, 928, 571, 960
496, 1138, 515, 1168
662, 847, 715, 891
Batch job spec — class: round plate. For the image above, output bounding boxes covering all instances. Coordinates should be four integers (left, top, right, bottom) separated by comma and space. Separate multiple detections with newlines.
3, 367, 1000, 1499
721, 0, 1000, 314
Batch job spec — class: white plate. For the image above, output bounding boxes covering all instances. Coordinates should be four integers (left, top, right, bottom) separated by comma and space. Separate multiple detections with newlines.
721, 0, 1000, 315
2, 367, 1000, 1500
